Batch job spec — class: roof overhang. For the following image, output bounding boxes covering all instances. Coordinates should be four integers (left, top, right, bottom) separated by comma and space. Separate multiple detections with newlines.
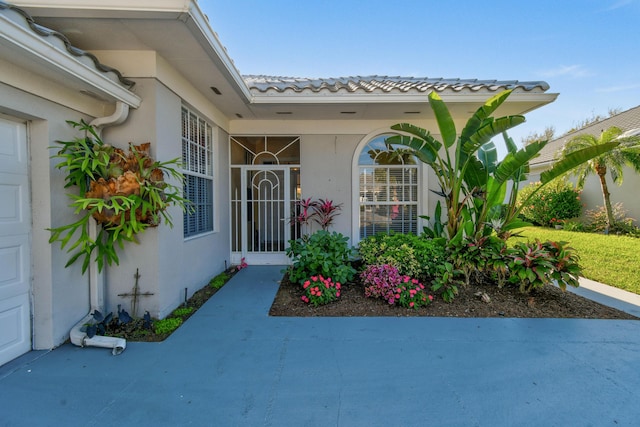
0, 3, 141, 107
13, 0, 254, 119
10, 0, 558, 122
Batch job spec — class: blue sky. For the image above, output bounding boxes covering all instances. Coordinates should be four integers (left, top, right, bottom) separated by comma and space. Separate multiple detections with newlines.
201, 0, 640, 144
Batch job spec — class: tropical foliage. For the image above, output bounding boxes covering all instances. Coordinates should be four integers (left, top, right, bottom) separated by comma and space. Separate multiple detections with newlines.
49, 120, 189, 273
558, 126, 640, 230
387, 90, 621, 243
357, 232, 445, 280
517, 178, 582, 227
285, 230, 356, 285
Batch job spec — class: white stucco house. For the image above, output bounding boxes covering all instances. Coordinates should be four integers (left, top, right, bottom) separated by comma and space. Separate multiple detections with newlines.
529, 105, 640, 223
0, 0, 557, 365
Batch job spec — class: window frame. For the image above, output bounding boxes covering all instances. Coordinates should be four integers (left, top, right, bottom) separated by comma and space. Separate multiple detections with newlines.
181, 106, 215, 239
352, 132, 422, 243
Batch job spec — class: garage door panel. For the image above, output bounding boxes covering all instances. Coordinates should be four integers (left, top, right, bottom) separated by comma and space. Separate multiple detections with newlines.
0, 235, 28, 300
0, 294, 30, 362
0, 119, 26, 174
0, 174, 30, 237
0, 117, 30, 367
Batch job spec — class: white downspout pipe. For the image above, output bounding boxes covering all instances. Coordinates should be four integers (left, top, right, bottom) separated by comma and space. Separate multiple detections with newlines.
70, 102, 130, 355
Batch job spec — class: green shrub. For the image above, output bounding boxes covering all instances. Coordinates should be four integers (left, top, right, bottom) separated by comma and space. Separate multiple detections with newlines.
518, 179, 582, 227
209, 272, 230, 289
448, 235, 508, 287
172, 307, 194, 318
154, 317, 183, 335
431, 262, 463, 303
562, 219, 585, 232
585, 203, 640, 236
285, 230, 357, 285
357, 233, 445, 279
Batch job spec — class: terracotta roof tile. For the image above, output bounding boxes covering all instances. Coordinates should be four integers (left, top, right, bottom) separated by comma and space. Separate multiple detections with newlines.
244, 75, 550, 94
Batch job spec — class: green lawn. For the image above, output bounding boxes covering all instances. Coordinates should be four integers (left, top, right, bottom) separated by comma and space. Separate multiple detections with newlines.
513, 227, 640, 295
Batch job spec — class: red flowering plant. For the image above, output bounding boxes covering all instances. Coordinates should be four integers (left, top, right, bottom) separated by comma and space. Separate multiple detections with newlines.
300, 275, 341, 307
361, 264, 432, 309
290, 197, 343, 234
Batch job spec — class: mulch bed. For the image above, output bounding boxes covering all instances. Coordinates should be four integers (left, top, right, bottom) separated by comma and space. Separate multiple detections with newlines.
269, 273, 639, 319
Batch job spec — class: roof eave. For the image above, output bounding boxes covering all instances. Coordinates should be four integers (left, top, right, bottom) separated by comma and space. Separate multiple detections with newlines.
1, 4, 141, 107
14, 1, 253, 104
181, 1, 253, 103
250, 91, 558, 106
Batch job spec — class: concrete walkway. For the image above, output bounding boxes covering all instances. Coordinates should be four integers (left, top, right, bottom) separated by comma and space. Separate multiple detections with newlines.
1, 266, 640, 426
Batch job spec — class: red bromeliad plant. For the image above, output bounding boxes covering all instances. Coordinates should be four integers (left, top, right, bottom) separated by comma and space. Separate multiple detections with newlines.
507, 239, 580, 293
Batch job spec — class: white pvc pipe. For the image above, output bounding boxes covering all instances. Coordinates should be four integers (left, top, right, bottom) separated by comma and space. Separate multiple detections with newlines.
70, 314, 126, 356
69, 101, 131, 354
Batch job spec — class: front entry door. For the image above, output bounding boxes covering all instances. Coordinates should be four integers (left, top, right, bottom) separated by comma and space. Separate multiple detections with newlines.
232, 166, 300, 264
230, 136, 301, 265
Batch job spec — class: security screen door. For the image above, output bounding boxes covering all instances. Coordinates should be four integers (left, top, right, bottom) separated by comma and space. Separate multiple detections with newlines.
230, 136, 301, 264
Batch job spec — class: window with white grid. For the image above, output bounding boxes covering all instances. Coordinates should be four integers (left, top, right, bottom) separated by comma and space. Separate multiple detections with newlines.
358, 134, 419, 239
182, 106, 214, 238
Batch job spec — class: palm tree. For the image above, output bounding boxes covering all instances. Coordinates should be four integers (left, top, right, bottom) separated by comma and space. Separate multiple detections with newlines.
560, 126, 640, 230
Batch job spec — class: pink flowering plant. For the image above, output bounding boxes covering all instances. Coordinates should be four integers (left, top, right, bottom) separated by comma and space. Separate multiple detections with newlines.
300, 275, 341, 307
361, 264, 432, 309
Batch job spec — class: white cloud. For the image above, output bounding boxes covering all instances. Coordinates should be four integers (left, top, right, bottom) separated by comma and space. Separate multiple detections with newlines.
605, 0, 632, 11
596, 83, 640, 93
539, 65, 591, 79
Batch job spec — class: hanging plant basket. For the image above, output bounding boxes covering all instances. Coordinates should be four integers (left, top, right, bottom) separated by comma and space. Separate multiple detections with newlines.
48, 120, 190, 274
84, 143, 167, 227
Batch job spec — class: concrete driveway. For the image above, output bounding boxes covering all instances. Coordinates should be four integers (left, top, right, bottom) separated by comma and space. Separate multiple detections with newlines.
1, 266, 639, 426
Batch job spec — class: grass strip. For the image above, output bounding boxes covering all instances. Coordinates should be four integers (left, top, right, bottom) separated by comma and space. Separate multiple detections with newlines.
513, 227, 640, 295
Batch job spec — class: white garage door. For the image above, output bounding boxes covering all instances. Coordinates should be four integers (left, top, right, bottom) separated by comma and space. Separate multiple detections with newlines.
0, 117, 31, 366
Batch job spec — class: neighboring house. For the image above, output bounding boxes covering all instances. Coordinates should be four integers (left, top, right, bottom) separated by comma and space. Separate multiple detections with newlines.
529, 105, 640, 222
0, 0, 557, 365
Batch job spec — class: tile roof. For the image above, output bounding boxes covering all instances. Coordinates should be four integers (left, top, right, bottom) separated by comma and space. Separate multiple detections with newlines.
0, 1, 135, 89
244, 75, 550, 94
532, 105, 640, 166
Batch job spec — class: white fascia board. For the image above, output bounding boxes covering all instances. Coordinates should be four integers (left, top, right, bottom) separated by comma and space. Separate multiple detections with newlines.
250, 92, 558, 105
183, 1, 253, 102
11, 0, 191, 14
250, 94, 431, 104
1, 12, 141, 108
437, 91, 558, 105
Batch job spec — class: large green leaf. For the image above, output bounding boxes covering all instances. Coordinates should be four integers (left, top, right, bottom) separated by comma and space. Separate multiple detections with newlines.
478, 142, 498, 174
385, 134, 439, 165
463, 154, 488, 190
390, 122, 433, 141
460, 90, 513, 143
493, 140, 546, 185
428, 92, 457, 148
541, 140, 621, 184
465, 115, 526, 154
485, 176, 507, 212
503, 131, 518, 154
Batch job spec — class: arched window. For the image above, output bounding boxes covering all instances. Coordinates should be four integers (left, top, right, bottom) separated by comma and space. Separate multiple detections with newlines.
356, 134, 419, 240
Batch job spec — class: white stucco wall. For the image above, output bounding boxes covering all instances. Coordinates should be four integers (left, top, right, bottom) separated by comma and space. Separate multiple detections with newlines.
231, 120, 445, 245
102, 78, 231, 319
577, 167, 640, 224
